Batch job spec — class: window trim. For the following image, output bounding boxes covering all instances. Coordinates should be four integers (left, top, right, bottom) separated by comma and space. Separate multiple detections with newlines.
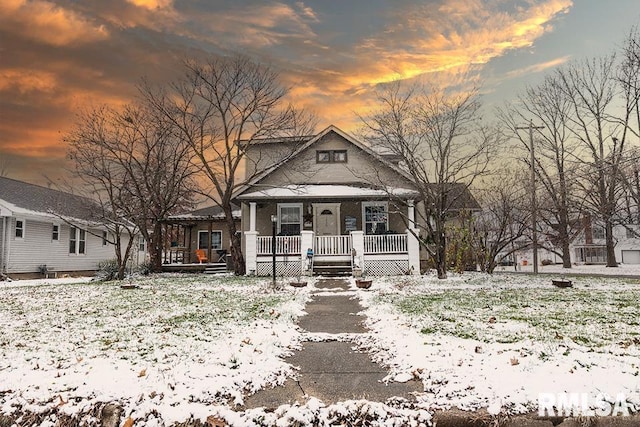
197, 230, 223, 250
362, 201, 389, 235
102, 230, 108, 246
277, 203, 303, 235
15, 218, 25, 239
52, 224, 60, 242
138, 236, 146, 252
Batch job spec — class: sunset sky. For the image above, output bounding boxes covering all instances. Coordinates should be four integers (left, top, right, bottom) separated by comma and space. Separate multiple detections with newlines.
1, 0, 639, 186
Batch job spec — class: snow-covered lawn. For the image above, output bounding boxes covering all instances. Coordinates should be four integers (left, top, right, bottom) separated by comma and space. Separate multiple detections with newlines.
357, 273, 640, 415
2, 272, 639, 425
0, 274, 311, 425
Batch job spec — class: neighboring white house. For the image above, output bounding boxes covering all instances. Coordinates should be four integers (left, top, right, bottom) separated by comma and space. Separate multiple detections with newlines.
571, 220, 640, 265
0, 176, 145, 279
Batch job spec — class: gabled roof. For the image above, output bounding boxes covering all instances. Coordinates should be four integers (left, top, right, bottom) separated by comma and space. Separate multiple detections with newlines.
0, 176, 98, 222
233, 125, 417, 199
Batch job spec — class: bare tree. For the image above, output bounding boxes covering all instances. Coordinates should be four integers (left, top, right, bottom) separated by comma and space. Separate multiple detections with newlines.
471, 172, 531, 273
141, 54, 315, 275
555, 55, 633, 267
360, 81, 499, 278
499, 74, 581, 268
66, 103, 198, 276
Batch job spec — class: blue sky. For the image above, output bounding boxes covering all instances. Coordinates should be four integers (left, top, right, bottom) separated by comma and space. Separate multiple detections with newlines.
1, 0, 638, 184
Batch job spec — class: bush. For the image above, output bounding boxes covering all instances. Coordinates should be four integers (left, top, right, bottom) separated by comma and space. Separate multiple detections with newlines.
541, 259, 554, 266
135, 261, 153, 276
95, 259, 120, 281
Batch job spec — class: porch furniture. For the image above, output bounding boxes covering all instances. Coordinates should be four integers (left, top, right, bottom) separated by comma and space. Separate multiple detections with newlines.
195, 249, 207, 263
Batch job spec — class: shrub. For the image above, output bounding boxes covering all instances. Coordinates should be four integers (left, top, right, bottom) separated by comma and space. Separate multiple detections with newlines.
96, 259, 120, 281
135, 261, 153, 276
541, 259, 554, 266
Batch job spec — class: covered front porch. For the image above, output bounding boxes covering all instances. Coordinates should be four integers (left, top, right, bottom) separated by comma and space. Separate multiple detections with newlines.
239, 185, 421, 276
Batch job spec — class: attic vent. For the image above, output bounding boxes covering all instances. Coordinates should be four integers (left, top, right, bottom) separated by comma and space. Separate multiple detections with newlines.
320, 209, 333, 215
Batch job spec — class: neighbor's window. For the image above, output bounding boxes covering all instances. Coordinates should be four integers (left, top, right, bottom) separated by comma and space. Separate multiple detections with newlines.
316, 150, 347, 163
592, 225, 605, 240
626, 227, 636, 239
198, 230, 222, 250
52, 224, 59, 241
15, 219, 24, 239
138, 236, 145, 251
69, 226, 86, 254
278, 203, 302, 235
102, 231, 108, 246
362, 202, 388, 235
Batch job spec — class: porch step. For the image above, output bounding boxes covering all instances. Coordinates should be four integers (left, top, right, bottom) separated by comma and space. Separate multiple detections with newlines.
204, 263, 228, 275
313, 260, 352, 277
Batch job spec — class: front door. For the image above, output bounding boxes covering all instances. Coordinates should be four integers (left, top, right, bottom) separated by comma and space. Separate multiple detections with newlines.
313, 203, 340, 236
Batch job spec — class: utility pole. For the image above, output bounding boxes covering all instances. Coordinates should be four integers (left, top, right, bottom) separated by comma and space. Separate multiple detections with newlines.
516, 120, 544, 274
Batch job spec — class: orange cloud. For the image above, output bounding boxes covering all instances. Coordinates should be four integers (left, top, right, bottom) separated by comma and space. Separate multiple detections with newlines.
126, 0, 173, 10
345, 0, 572, 88
0, 69, 58, 94
505, 56, 572, 79
0, 0, 109, 46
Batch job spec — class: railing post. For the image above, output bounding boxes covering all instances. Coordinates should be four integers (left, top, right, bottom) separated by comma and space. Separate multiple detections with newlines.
245, 231, 258, 275
407, 228, 420, 275
351, 230, 364, 275
300, 231, 314, 275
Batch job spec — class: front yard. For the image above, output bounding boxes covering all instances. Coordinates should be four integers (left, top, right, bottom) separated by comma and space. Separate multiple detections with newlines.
0, 275, 311, 425
1, 272, 639, 425
358, 273, 640, 414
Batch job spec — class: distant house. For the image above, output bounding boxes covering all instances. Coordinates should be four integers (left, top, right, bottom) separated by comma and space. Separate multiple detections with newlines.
232, 125, 479, 276
162, 204, 241, 270
0, 176, 145, 279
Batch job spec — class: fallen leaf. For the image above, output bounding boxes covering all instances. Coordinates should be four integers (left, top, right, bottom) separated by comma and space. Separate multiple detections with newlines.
206, 415, 226, 427
510, 357, 519, 366
123, 417, 134, 427
138, 368, 147, 377
56, 394, 68, 407
488, 316, 496, 324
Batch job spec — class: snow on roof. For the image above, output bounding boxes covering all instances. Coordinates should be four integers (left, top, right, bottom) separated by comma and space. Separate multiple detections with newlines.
236, 184, 419, 200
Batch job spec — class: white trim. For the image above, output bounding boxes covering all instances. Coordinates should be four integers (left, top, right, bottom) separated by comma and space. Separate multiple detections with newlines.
362, 201, 389, 235
277, 203, 303, 235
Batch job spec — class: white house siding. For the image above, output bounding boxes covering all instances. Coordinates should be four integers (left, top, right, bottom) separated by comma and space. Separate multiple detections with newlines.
5, 217, 130, 274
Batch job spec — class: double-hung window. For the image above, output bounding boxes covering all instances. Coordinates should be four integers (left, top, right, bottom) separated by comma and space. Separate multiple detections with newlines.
362, 202, 388, 235
278, 203, 302, 235
69, 226, 86, 254
52, 224, 59, 241
15, 219, 24, 239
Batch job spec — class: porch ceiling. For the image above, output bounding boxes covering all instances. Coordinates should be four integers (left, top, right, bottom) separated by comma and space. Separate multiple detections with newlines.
236, 184, 419, 200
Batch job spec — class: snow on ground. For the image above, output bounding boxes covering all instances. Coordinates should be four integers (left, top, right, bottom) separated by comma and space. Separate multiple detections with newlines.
498, 262, 640, 276
0, 274, 314, 425
355, 273, 640, 415
1, 271, 639, 425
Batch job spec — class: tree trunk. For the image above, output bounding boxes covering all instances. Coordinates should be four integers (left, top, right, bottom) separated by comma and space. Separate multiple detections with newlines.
435, 230, 447, 279
223, 208, 245, 275
149, 221, 164, 272
605, 220, 618, 267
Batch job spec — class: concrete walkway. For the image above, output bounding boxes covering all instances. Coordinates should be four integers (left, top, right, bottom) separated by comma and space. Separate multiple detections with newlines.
243, 278, 422, 408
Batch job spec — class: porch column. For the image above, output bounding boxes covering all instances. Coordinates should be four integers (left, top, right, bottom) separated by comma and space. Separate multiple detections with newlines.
407, 228, 420, 275
350, 230, 364, 276
245, 231, 258, 275
300, 230, 314, 276
249, 202, 257, 232
407, 199, 415, 229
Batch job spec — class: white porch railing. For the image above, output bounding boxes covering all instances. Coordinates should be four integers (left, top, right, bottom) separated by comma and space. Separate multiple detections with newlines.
314, 235, 352, 256
257, 236, 301, 255
364, 234, 408, 254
